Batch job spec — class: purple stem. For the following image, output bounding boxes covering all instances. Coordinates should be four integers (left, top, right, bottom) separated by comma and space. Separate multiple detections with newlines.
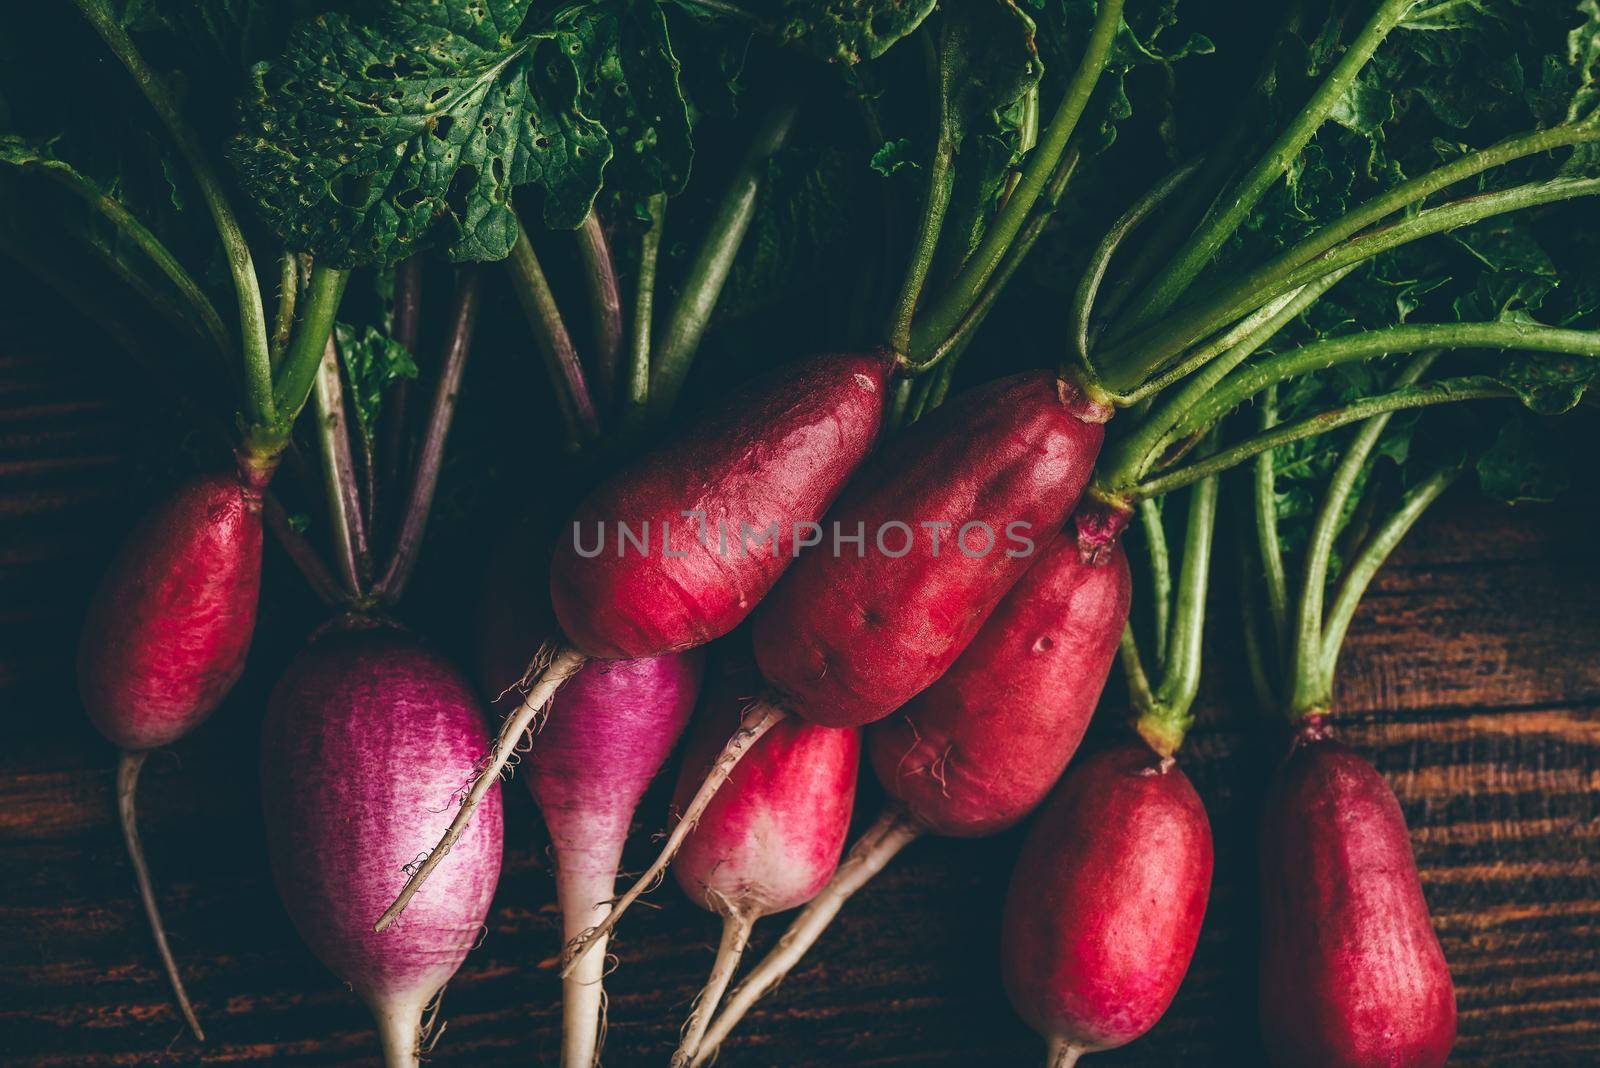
262, 490, 346, 606
373, 267, 481, 605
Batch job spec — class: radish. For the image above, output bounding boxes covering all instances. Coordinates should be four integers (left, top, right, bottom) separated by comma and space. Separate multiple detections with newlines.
521, 653, 706, 1068
261, 621, 503, 1067
752, 370, 1109, 728
77, 460, 269, 1039
688, 532, 1130, 1061
669, 650, 859, 1066
380, 350, 891, 929
1001, 742, 1213, 1066
550, 350, 893, 660
565, 369, 1110, 972
1258, 719, 1455, 1068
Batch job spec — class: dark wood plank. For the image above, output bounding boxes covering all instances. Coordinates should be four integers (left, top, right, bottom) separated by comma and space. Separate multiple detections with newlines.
1, 304, 1597, 1066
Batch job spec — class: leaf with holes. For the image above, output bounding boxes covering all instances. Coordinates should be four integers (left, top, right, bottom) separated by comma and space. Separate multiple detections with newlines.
774, 0, 938, 64
555, 1, 692, 196
228, 0, 611, 266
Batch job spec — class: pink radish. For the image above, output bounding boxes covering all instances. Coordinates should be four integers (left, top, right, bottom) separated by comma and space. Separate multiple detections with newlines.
690, 535, 1130, 1062
262, 621, 503, 1066
669, 651, 859, 1066
1258, 719, 1456, 1068
78, 462, 269, 1040
565, 370, 1110, 967
1001, 742, 1213, 1066
380, 350, 890, 930
523, 653, 705, 1068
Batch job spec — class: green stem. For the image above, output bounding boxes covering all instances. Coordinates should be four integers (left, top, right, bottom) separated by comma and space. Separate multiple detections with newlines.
312, 338, 369, 598
624, 193, 666, 434
1252, 385, 1289, 662
1071, 158, 1203, 362
576, 208, 623, 409
903, 143, 1082, 378
907, 0, 1124, 358
1169, 321, 1600, 450
262, 264, 348, 451
886, 377, 914, 436
1098, 267, 1352, 488
269, 252, 298, 368
10, 153, 231, 357
649, 101, 799, 419
888, 100, 954, 356
1304, 464, 1460, 715
1289, 353, 1438, 706
1166, 123, 1600, 350
1126, 379, 1512, 502
1239, 522, 1280, 715
1099, 174, 1600, 391
73, 0, 272, 425
1110, 264, 1355, 409
1137, 469, 1220, 758
1119, 624, 1158, 721
1114, 0, 1418, 334
509, 216, 600, 449
1137, 498, 1172, 666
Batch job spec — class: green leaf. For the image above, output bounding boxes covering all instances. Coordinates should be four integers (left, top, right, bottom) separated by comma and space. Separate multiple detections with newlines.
229, 1, 611, 266
556, 1, 693, 196
870, 136, 917, 176
1474, 415, 1572, 502
334, 321, 419, 449
772, 0, 938, 64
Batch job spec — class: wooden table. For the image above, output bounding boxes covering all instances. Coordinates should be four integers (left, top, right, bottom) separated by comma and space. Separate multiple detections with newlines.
3, 313, 1598, 1066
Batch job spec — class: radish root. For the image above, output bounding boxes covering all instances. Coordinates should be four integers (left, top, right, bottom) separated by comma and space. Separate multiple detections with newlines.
674, 905, 754, 1066
375, 645, 587, 932
1047, 1037, 1085, 1067
117, 749, 206, 1043
690, 805, 923, 1065
560, 699, 786, 976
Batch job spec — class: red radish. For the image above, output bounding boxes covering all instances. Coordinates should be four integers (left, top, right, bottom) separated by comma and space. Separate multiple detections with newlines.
753, 370, 1109, 727
564, 370, 1110, 968
262, 621, 503, 1067
669, 652, 859, 1066
871, 535, 1130, 836
1258, 720, 1456, 1068
77, 463, 269, 1040
551, 350, 893, 660
1001, 742, 1213, 1066
684, 534, 1130, 1063
524, 653, 705, 1068
380, 350, 890, 930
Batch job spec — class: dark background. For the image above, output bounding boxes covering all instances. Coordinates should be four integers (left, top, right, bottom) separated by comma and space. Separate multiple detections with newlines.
2, 251, 1599, 1068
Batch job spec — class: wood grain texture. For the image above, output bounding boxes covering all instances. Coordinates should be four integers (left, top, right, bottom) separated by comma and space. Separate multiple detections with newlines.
0, 320, 1597, 1066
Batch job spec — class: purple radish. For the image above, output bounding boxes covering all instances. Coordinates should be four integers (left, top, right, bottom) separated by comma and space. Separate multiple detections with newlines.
669, 653, 859, 1065
262, 621, 503, 1066
530, 654, 705, 1068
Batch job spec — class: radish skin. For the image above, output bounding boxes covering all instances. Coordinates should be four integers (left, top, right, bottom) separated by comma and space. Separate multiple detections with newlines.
78, 466, 268, 1040
1258, 719, 1456, 1068
522, 653, 705, 1068
753, 371, 1109, 728
669, 654, 859, 1065
693, 536, 1130, 1059
572, 371, 1110, 965
262, 622, 503, 1067
870, 536, 1130, 836
551, 350, 893, 660
1001, 743, 1213, 1062
383, 351, 889, 927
